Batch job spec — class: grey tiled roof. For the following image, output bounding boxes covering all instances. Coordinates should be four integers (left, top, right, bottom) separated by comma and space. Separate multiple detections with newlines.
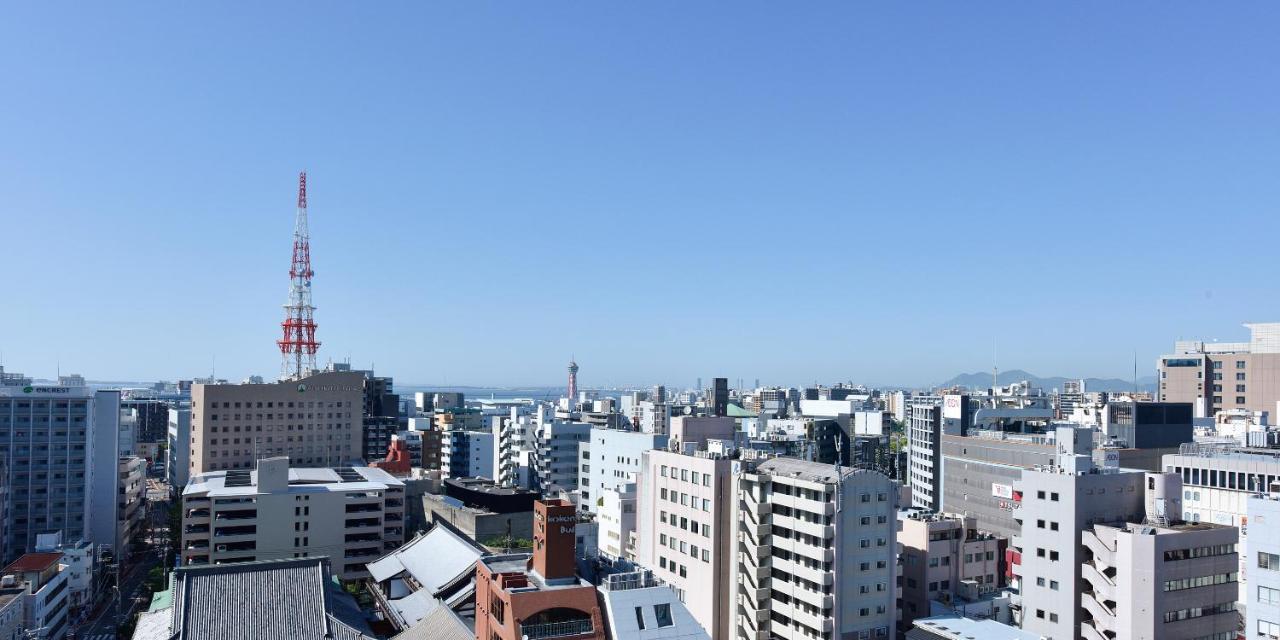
164, 557, 376, 640
391, 604, 474, 640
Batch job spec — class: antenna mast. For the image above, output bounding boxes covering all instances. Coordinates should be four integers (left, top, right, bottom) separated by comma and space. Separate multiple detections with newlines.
277, 171, 320, 380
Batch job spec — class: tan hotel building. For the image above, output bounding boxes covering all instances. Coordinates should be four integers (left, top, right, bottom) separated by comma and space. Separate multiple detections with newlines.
1157, 322, 1280, 418
190, 370, 364, 474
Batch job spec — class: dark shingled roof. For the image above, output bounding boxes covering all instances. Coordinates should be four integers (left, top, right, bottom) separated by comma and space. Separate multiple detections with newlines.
162, 557, 375, 640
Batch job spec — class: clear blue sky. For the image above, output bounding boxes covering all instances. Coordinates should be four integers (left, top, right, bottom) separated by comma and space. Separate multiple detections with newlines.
3, 4, 1278, 388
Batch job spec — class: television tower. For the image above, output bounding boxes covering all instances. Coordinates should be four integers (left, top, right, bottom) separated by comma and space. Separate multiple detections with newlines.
567, 358, 579, 408
277, 171, 320, 380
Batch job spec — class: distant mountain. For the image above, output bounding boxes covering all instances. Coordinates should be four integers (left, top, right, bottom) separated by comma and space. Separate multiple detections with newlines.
937, 369, 1157, 393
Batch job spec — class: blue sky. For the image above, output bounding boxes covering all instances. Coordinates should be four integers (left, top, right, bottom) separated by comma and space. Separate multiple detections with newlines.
2, 4, 1278, 388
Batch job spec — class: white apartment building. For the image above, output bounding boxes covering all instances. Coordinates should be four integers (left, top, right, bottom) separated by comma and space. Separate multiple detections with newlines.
578, 428, 668, 514
737, 458, 897, 640
441, 427, 497, 479
180, 456, 405, 579
908, 396, 943, 511
1249, 492, 1280, 640
1012, 440, 1148, 640
32, 533, 92, 617
535, 418, 592, 494
598, 483, 637, 561
636, 445, 736, 640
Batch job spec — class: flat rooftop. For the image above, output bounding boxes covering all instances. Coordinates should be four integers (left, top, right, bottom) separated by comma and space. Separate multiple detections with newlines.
185, 466, 403, 497
756, 457, 878, 483
479, 553, 590, 591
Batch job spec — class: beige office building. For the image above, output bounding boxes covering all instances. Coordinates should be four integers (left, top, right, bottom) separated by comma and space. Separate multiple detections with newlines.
1158, 322, 1280, 418
190, 370, 364, 474
180, 456, 405, 579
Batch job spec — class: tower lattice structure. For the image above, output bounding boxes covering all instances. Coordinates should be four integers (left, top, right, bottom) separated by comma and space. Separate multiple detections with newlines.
278, 171, 320, 379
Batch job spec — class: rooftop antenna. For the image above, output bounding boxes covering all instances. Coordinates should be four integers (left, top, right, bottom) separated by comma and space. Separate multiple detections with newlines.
1133, 351, 1139, 395
992, 338, 998, 394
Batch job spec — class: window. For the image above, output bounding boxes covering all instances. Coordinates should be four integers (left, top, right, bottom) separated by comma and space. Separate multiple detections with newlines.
1260, 552, 1280, 570
1036, 610, 1045, 619
1037, 491, 1046, 500
634, 606, 646, 630
1049, 613, 1058, 623
1049, 551, 1059, 561
1050, 492, 1059, 502
1050, 580, 1059, 591
1036, 577, 1045, 587
1260, 620, 1280, 639
1238, 385, 1247, 393
653, 603, 673, 628
1050, 522, 1059, 531
1238, 396, 1247, 405
1238, 372, 1247, 381
1238, 360, 1247, 369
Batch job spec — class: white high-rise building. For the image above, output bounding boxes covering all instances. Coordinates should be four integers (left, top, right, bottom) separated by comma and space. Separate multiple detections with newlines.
578, 427, 668, 513
737, 459, 898, 640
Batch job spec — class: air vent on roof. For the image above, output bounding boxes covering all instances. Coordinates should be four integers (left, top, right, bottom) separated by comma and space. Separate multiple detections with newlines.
224, 470, 253, 488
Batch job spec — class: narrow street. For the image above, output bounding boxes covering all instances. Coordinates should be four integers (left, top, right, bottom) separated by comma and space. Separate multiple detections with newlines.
72, 481, 171, 640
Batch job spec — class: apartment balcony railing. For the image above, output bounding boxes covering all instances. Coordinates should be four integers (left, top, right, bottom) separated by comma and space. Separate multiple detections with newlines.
519, 619, 594, 640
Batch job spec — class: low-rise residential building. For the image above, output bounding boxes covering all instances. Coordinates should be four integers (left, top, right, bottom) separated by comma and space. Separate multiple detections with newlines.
2, 552, 69, 640
737, 458, 897, 640
898, 511, 1004, 629
1081, 518, 1238, 640
32, 533, 92, 617
180, 456, 405, 579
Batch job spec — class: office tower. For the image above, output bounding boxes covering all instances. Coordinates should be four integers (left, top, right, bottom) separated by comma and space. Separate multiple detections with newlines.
1010, 434, 1149, 640
710, 378, 728, 417
1158, 322, 1280, 417
0, 380, 120, 562
179, 457, 405, 579
908, 395, 944, 511
737, 459, 898, 640
577, 427, 668, 514
898, 512, 1004, 630
188, 369, 364, 473
636, 445, 736, 639
1080, 480, 1238, 640
474, 500, 606, 640
277, 171, 321, 380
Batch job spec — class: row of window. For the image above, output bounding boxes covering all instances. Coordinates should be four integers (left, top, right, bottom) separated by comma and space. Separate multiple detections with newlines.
658, 488, 711, 512
657, 533, 711, 563
1163, 601, 1236, 623
1176, 465, 1276, 492
1165, 544, 1237, 562
1163, 572, 1237, 592
208, 400, 351, 409
659, 465, 712, 487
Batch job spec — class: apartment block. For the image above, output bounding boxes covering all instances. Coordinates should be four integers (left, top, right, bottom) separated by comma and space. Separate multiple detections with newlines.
441, 427, 497, 479
180, 456, 404, 579
898, 511, 1003, 629
166, 406, 191, 494
189, 370, 364, 473
737, 458, 897, 640
1011, 441, 1148, 640
578, 428, 667, 514
1081, 516, 1238, 640
636, 446, 736, 639
1158, 322, 1280, 417
1248, 492, 1280, 640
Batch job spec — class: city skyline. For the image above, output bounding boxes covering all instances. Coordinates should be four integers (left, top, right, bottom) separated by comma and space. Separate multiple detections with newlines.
4, 4, 1279, 386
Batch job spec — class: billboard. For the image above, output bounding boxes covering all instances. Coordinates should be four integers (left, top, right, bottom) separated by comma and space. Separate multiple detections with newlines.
992, 483, 1014, 499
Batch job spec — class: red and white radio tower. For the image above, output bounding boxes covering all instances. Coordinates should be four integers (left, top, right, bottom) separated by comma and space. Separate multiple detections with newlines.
277, 171, 320, 380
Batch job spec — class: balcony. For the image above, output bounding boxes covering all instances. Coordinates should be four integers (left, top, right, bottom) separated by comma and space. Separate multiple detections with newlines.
1082, 530, 1116, 569
1080, 622, 1109, 640
520, 619, 594, 640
